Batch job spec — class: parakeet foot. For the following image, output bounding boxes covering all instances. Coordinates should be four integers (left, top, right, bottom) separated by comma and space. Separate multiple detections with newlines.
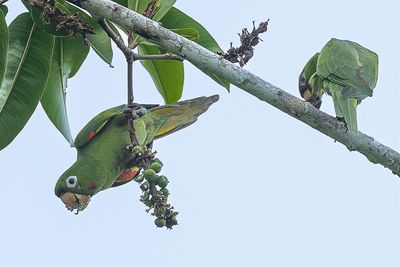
123, 103, 159, 119
336, 116, 348, 132
308, 95, 322, 109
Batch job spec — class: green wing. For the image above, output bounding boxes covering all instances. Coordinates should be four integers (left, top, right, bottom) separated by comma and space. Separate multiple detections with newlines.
317, 38, 373, 98
346, 40, 378, 89
134, 95, 219, 147
74, 105, 125, 148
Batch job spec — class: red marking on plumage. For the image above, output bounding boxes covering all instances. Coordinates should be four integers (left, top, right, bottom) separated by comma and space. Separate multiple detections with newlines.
116, 168, 139, 183
89, 131, 96, 140
88, 181, 97, 191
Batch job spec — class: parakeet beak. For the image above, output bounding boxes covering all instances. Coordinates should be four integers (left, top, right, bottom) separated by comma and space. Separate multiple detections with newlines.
59, 192, 91, 214
302, 89, 322, 109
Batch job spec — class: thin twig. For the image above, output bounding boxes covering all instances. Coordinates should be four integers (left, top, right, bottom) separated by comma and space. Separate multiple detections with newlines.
98, 19, 184, 62
98, 19, 183, 147
98, 19, 138, 144
98, 19, 132, 60
135, 53, 184, 61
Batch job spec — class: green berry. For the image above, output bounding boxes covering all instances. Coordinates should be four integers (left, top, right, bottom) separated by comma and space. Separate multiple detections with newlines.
134, 174, 144, 183
156, 175, 169, 188
143, 169, 157, 183
150, 162, 162, 173
132, 145, 143, 155
155, 218, 166, 228
140, 181, 150, 191
154, 158, 163, 167
160, 187, 169, 196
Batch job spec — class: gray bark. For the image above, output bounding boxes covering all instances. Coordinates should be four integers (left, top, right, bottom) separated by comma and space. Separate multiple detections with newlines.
79, 0, 400, 176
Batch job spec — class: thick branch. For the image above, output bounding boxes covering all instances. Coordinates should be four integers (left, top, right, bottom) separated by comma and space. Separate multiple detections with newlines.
78, 0, 400, 176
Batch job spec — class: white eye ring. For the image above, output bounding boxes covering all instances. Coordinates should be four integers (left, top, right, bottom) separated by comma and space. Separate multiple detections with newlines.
66, 176, 78, 188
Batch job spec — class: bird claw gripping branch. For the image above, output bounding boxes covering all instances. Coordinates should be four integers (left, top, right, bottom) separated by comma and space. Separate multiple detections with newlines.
223, 20, 269, 67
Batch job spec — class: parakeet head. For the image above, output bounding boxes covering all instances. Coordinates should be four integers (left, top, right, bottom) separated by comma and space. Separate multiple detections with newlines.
55, 159, 108, 214
299, 52, 322, 109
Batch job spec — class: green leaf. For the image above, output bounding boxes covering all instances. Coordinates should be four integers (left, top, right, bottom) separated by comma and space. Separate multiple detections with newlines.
152, 0, 176, 22
160, 7, 230, 90
41, 37, 89, 145
111, 0, 128, 7
107, 20, 122, 40
170, 28, 199, 41
128, 0, 151, 13
0, 5, 8, 16
0, 8, 8, 88
161, 7, 222, 53
0, 13, 54, 150
87, 22, 113, 66
127, 0, 175, 21
138, 43, 183, 104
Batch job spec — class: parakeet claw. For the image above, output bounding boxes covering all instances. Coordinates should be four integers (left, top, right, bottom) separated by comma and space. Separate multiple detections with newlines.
336, 116, 348, 132
308, 95, 322, 109
123, 104, 158, 119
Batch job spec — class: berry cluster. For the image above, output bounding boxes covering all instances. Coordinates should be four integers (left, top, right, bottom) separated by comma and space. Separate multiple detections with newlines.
131, 146, 178, 229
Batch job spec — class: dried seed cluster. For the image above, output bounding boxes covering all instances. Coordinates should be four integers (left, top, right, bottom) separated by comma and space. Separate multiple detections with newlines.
28, 0, 95, 38
223, 20, 269, 67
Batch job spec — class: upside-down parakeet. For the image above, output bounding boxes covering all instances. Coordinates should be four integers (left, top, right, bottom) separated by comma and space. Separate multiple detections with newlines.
55, 95, 219, 213
298, 38, 378, 133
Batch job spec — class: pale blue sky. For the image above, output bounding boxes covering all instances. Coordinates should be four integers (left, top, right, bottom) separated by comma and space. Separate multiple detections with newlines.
0, 0, 399, 266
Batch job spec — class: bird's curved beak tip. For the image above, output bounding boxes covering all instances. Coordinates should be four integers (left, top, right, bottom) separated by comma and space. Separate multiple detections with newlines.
59, 192, 91, 214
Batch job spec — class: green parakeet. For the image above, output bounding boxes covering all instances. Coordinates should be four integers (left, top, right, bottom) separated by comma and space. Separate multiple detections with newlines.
55, 95, 219, 213
299, 38, 378, 133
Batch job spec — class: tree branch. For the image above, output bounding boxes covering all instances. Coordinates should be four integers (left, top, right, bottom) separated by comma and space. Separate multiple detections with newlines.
134, 53, 184, 61
77, 0, 400, 176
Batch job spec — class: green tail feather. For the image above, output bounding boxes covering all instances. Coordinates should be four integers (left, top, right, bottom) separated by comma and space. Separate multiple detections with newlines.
331, 89, 358, 133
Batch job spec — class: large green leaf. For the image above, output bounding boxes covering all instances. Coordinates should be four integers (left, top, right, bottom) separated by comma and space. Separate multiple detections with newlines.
127, 0, 175, 21
152, 0, 176, 22
138, 43, 183, 104
170, 28, 199, 41
112, 0, 128, 7
86, 22, 113, 66
0, 5, 8, 16
0, 9, 8, 88
41, 37, 89, 145
0, 13, 54, 150
161, 7, 222, 53
160, 7, 230, 90
128, 0, 151, 13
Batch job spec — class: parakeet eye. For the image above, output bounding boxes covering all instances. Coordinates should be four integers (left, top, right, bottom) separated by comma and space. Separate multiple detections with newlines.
66, 176, 78, 188
299, 73, 307, 86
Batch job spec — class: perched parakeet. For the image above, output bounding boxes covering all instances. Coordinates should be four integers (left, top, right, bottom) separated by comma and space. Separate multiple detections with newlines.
299, 38, 378, 133
55, 95, 219, 213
